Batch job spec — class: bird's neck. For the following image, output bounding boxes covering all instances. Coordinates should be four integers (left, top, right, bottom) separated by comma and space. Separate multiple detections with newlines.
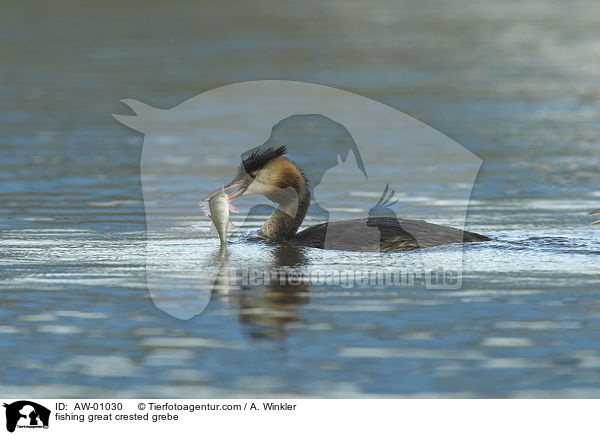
261, 181, 310, 241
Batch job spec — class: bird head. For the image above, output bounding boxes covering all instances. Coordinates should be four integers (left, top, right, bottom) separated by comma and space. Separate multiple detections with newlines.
203, 146, 307, 208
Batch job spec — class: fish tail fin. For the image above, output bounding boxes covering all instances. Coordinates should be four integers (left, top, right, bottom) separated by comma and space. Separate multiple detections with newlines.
229, 221, 237, 229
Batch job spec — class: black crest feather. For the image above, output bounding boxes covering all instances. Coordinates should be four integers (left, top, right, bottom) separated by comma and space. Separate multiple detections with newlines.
242, 146, 287, 174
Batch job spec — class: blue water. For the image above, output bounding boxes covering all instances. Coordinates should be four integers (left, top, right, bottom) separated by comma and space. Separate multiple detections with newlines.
1, 0, 599, 397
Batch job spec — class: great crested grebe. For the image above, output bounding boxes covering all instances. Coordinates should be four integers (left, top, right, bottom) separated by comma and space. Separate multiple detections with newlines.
203, 146, 491, 252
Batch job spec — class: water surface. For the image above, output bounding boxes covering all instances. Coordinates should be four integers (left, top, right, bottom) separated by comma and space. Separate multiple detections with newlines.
1, 0, 599, 397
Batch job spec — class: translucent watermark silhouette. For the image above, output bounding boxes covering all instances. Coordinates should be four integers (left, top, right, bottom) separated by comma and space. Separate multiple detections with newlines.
114, 80, 483, 320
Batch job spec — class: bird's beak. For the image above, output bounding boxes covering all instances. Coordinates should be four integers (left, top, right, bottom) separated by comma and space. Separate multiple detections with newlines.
589, 209, 600, 225
202, 171, 252, 203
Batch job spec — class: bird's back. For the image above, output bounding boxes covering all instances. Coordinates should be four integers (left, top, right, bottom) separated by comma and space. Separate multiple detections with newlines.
294, 217, 490, 252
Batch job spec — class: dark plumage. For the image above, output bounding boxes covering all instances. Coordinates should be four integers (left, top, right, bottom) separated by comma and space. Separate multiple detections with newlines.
243, 146, 287, 174
295, 217, 491, 252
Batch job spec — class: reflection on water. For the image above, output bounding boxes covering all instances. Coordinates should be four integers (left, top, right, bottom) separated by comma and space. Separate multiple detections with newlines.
208, 242, 311, 340
1, 0, 599, 397
236, 245, 310, 340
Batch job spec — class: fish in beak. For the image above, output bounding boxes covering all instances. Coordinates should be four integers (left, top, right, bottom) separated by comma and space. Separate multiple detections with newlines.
201, 146, 294, 209
202, 165, 253, 204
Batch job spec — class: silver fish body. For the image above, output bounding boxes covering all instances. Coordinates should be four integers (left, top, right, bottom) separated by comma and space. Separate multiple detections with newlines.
200, 188, 237, 245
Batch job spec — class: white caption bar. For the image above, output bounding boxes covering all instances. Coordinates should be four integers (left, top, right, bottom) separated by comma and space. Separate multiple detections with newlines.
0, 399, 597, 434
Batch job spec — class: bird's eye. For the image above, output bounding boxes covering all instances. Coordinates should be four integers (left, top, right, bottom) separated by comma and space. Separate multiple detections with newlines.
250, 173, 256, 179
